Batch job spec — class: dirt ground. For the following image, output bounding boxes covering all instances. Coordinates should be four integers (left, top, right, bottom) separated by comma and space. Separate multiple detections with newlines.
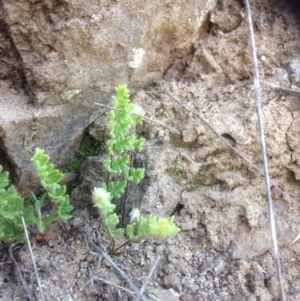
1, 0, 300, 300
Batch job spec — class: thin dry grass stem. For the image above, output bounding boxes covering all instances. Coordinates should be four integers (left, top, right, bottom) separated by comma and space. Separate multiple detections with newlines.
92, 229, 107, 252
292, 232, 300, 245
92, 227, 129, 255
86, 271, 136, 298
87, 252, 161, 301
147, 295, 162, 301
121, 152, 133, 229
21, 217, 46, 301
112, 239, 132, 255
8, 244, 33, 300
245, 1, 285, 300
94, 102, 180, 134
135, 256, 161, 301
261, 80, 300, 95
84, 233, 151, 301
164, 90, 300, 208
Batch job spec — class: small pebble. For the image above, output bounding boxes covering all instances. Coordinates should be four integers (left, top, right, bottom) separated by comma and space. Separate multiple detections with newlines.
164, 273, 182, 292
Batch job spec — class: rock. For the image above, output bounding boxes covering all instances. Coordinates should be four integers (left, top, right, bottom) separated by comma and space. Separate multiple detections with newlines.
74, 247, 87, 261
164, 273, 182, 292
0, 84, 101, 196
148, 286, 180, 301
61, 172, 79, 188
70, 156, 106, 207
214, 258, 227, 275
2, 0, 217, 105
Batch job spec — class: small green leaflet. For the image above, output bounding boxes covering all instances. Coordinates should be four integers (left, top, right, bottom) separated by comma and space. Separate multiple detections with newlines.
111, 155, 130, 174
107, 180, 127, 199
114, 135, 136, 153
127, 168, 145, 184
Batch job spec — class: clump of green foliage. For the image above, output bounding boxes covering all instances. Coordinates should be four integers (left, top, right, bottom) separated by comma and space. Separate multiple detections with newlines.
126, 213, 180, 240
29, 148, 73, 234
0, 166, 32, 242
62, 134, 104, 173
103, 84, 145, 198
0, 148, 73, 242
92, 85, 180, 252
0, 85, 180, 248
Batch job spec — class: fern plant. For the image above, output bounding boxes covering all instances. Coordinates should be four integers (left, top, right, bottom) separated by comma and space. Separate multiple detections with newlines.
0, 148, 73, 242
104, 84, 145, 198
93, 85, 180, 252
30, 148, 73, 234
0, 166, 32, 242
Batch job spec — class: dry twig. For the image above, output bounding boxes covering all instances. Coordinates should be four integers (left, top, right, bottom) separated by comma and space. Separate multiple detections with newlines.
21, 217, 46, 301
8, 243, 33, 300
261, 80, 300, 95
245, 1, 285, 299
135, 256, 161, 301
94, 102, 180, 134
84, 233, 151, 301
87, 271, 136, 298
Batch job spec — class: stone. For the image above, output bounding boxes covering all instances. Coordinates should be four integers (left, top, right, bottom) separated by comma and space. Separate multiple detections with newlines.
74, 247, 88, 261
0, 83, 101, 196
2, 0, 217, 105
148, 286, 180, 301
213, 258, 227, 275
164, 273, 182, 292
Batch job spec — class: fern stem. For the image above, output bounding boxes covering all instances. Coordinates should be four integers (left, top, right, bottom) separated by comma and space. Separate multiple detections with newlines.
112, 239, 132, 254
121, 151, 133, 228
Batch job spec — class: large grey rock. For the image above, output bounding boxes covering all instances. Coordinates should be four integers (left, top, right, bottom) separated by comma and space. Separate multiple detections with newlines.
0, 81, 102, 196
2, 0, 217, 104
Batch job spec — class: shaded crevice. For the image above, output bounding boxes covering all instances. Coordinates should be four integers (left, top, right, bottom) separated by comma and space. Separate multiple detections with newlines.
0, 137, 18, 185
286, 170, 299, 184
221, 133, 237, 148
0, 1, 31, 97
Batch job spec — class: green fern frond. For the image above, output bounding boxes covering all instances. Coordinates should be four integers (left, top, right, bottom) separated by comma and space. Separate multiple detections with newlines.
133, 138, 145, 151
106, 181, 127, 199
93, 85, 180, 251
126, 168, 144, 184
126, 214, 180, 241
0, 166, 27, 242
110, 155, 130, 174
113, 135, 136, 153
92, 187, 124, 238
31, 147, 73, 233
115, 84, 130, 99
